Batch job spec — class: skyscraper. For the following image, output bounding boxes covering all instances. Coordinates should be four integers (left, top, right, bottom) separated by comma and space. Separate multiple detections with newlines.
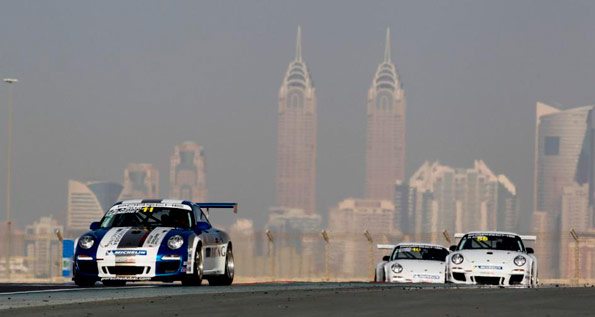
365, 28, 406, 201
275, 27, 317, 215
559, 183, 590, 278
327, 198, 395, 278
407, 160, 517, 243
119, 163, 159, 200
169, 141, 207, 202
24, 216, 63, 278
533, 102, 594, 277
66, 180, 123, 235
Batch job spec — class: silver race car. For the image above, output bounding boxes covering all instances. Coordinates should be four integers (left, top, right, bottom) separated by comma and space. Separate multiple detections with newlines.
446, 231, 538, 287
375, 243, 450, 283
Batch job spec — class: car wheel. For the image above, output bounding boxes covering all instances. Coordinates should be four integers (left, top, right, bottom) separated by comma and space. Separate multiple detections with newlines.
73, 269, 96, 287
102, 280, 126, 287
182, 244, 203, 286
72, 263, 96, 287
209, 245, 234, 286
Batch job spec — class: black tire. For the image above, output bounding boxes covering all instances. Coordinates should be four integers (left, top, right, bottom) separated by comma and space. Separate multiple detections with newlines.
73, 263, 96, 287
73, 276, 96, 287
182, 244, 203, 286
102, 280, 127, 287
209, 245, 234, 286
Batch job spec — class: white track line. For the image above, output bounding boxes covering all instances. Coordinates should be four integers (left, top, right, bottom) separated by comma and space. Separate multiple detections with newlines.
0, 285, 159, 296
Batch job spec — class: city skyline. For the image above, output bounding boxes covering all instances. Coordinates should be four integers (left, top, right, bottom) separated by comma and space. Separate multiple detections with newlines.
1, 2, 595, 233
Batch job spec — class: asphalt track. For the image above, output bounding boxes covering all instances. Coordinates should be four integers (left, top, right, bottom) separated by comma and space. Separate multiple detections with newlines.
0, 282, 593, 316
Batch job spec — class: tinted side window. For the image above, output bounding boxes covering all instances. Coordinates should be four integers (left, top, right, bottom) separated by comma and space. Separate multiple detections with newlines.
192, 205, 210, 223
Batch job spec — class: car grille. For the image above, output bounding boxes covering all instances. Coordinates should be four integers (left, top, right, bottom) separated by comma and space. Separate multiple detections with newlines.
77, 261, 98, 275
474, 276, 502, 285
106, 266, 146, 275
157, 262, 181, 274
452, 272, 466, 282
509, 275, 524, 285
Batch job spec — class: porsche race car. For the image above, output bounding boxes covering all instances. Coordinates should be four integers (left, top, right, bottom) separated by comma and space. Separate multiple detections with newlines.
73, 199, 237, 287
375, 243, 450, 283
446, 231, 538, 287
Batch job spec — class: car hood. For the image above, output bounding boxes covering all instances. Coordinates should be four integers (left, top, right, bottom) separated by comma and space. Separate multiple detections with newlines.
96, 227, 190, 250
453, 249, 526, 264
391, 259, 446, 274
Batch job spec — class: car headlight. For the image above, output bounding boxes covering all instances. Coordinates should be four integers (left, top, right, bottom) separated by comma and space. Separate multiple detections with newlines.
514, 255, 526, 266
391, 263, 403, 274
167, 235, 184, 250
451, 253, 464, 264
78, 236, 95, 249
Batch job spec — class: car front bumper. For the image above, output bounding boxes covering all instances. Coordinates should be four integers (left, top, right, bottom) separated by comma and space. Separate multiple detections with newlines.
448, 266, 530, 286
74, 254, 187, 281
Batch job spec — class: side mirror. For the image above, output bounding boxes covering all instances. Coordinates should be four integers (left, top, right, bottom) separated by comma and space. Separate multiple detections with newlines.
382, 255, 390, 262
449, 245, 457, 252
195, 221, 212, 231
90, 222, 100, 230
526, 247, 534, 254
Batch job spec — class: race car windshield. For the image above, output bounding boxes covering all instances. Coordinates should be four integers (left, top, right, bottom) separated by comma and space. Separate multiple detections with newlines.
100, 207, 192, 229
458, 235, 524, 251
391, 246, 449, 261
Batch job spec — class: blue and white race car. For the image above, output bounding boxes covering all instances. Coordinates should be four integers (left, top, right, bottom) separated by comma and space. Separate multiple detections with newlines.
73, 199, 237, 287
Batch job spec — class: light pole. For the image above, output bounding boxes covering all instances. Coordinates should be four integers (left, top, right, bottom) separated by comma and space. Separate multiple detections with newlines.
442, 230, 452, 245
321, 230, 330, 281
570, 229, 580, 285
266, 230, 274, 281
364, 230, 373, 281
3, 78, 17, 280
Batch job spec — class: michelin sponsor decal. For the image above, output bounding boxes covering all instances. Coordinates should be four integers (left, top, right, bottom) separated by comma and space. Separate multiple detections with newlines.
107, 250, 147, 256
413, 274, 441, 280
475, 265, 503, 270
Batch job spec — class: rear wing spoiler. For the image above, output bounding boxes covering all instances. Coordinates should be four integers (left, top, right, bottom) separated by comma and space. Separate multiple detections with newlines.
377, 244, 397, 250
453, 233, 537, 241
520, 235, 537, 241
196, 203, 238, 214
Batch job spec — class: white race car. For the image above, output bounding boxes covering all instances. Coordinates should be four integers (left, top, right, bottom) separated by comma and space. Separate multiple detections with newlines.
375, 243, 450, 283
446, 231, 538, 287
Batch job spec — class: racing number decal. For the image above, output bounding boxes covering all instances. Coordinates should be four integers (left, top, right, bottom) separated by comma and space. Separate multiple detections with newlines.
476, 236, 488, 242
412, 247, 421, 252
141, 207, 154, 213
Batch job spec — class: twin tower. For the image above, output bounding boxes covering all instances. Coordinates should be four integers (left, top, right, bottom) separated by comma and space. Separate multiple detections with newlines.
275, 27, 406, 215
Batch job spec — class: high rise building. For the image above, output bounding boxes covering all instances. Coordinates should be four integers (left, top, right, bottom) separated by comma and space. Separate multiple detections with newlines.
407, 161, 518, 243
533, 102, 595, 277
275, 27, 317, 215
563, 230, 595, 281
66, 180, 123, 235
559, 183, 591, 278
119, 163, 159, 200
228, 219, 257, 278
266, 207, 322, 279
169, 141, 207, 202
24, 216, 63, 278
327, 199, 396, 278
365, 28, 406, 201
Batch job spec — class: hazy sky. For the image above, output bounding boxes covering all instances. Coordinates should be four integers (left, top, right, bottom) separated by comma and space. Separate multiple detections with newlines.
1, 1, 595, 230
